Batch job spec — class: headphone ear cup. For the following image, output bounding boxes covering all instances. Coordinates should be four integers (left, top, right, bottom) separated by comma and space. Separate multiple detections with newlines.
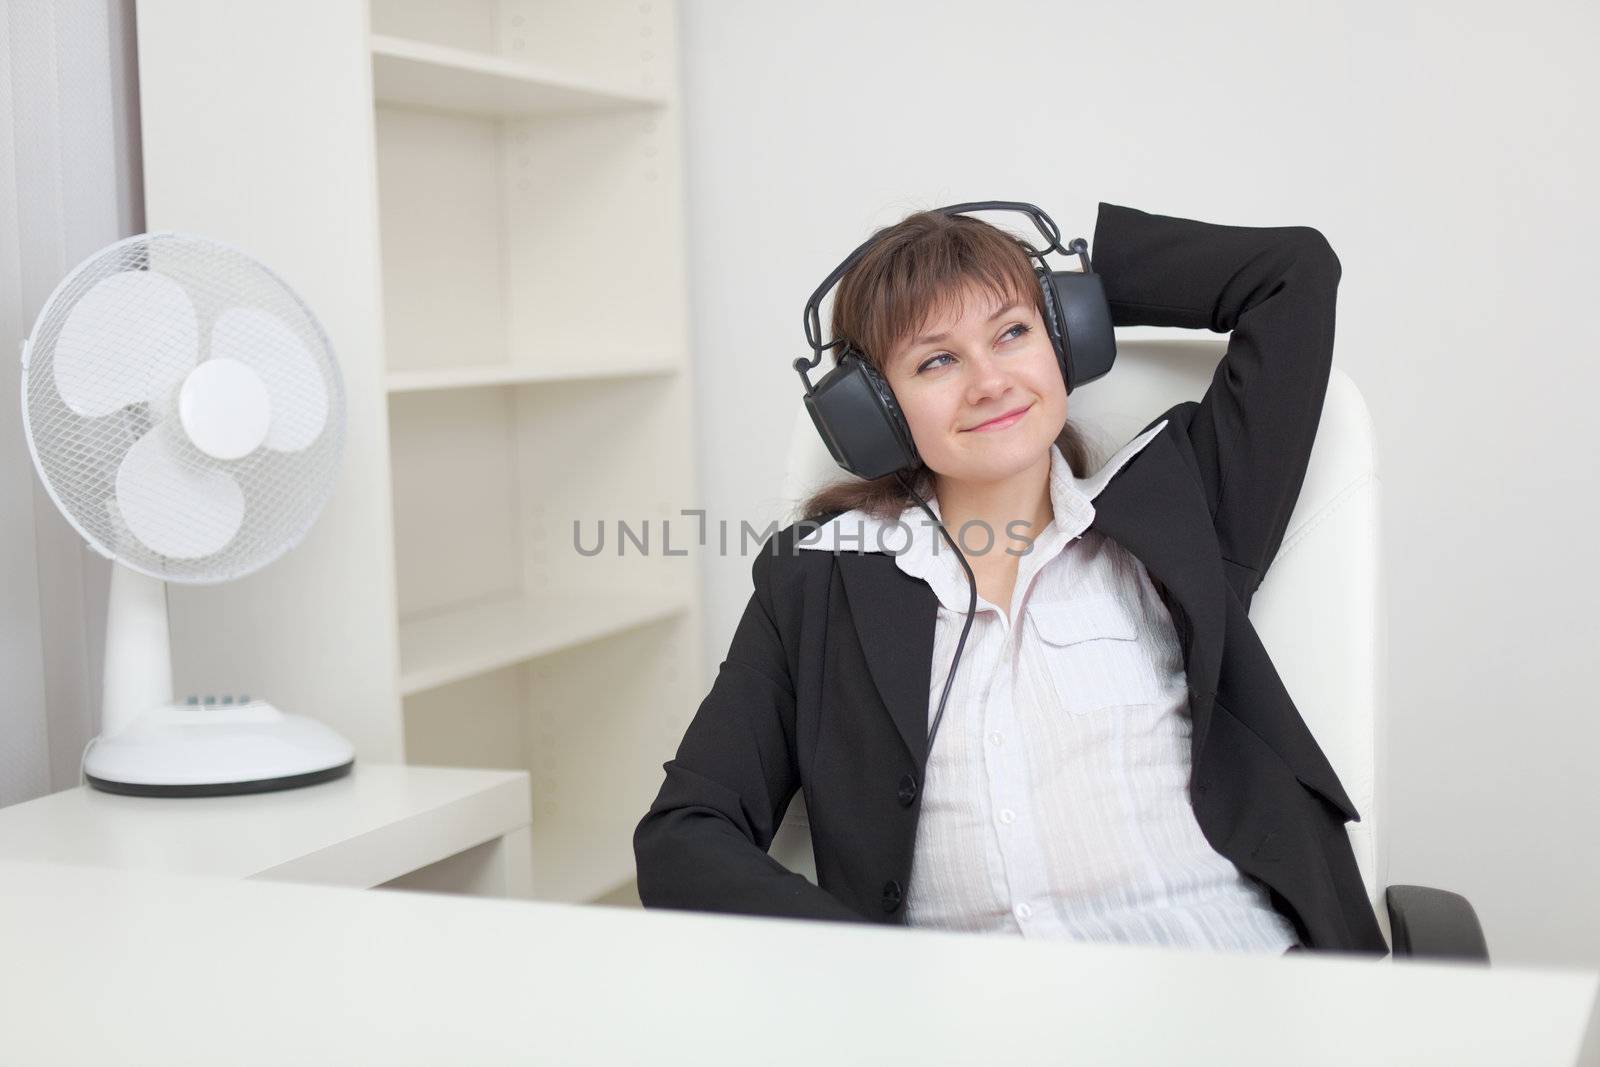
1034, 265, 1073, 391
801, 348, 921, 480
1038, 266, 1117, 394
854, 355, 920, 464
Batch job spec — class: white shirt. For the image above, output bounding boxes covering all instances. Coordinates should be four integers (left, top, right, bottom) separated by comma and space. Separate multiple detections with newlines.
796, 423, 1299, 954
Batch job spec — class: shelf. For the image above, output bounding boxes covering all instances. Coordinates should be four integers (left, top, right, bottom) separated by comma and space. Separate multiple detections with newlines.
370, 34, 668, 117
398, 587, 691, 696
386, 356, 680, 394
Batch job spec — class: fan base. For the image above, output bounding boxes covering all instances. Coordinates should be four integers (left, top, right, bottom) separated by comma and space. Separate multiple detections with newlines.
83, 701, 357, 798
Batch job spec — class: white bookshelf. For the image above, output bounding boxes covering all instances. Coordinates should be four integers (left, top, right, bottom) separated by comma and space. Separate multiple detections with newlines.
135, 0, 706, 907
370, 0, 704, 904
370, 33, 667, 115
397, 588, 690, 697
386, 353, 680, 393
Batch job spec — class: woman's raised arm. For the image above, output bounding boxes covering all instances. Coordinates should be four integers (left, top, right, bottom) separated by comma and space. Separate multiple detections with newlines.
1089, 201, 1342, 609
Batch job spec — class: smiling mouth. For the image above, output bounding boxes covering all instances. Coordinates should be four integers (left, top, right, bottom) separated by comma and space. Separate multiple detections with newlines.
964, 403, 1033, 432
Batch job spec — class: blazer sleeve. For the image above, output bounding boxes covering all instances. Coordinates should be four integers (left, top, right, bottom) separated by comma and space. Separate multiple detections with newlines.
1089, 201, 1342, 607
633, 537, 868, 924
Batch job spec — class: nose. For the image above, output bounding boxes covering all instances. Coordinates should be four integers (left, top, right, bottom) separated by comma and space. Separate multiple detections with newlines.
963, 348, 1010, 404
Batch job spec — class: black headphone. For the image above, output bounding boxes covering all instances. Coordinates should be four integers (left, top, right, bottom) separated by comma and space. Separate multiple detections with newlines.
790, 201, 1118, 756
792, 200, 1117, 482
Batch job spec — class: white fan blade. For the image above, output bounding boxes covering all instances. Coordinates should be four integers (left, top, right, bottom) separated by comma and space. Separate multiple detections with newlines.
210, 307, 329, 452
115, 431, 245, 559
53, 270, 199, 418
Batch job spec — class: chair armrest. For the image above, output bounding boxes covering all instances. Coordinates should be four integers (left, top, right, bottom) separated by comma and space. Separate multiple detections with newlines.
1385, 884, 1490, 962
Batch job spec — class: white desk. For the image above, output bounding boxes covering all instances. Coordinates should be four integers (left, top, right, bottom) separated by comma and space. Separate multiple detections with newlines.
0, 858, 1594, 1066
0, 762, 532, 896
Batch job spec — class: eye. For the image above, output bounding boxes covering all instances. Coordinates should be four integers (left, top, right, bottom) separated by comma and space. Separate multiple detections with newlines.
913, 323, 1032, 375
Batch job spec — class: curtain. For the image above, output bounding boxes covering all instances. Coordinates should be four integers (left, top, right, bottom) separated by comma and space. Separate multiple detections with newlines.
0, 0, 142, 804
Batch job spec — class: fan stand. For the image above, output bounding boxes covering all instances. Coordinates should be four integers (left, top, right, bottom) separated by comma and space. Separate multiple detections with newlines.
83, 563, 355, 797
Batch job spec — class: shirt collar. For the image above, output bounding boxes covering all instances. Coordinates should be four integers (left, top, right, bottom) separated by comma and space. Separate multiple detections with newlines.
795, 419, 1168, 613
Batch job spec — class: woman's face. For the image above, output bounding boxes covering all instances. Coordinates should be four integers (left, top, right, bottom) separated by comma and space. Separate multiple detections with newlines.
884, 281, 1067, 486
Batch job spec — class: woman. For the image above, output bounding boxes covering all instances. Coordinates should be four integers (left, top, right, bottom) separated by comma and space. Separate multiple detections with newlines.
634, 201, 1389, 957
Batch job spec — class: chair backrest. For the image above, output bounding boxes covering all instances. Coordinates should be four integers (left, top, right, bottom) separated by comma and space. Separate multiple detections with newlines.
766, 338, 1389, 920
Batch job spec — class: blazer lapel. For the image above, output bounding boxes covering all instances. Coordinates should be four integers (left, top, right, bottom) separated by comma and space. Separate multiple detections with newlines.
1088, 427, 1227, 756
836, 550, 937, 770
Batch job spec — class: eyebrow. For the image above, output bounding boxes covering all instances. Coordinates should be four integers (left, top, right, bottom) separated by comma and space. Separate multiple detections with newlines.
911, 302, 1024, 348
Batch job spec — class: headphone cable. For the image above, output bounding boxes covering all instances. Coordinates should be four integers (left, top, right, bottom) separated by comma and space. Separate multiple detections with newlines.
894, 471, 978, 758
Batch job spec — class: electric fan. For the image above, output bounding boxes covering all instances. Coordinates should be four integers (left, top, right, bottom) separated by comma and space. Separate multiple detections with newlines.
19, 232, 356, 797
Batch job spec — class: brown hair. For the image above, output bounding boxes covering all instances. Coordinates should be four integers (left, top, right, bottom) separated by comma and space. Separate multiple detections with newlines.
798, 209, 1103, 525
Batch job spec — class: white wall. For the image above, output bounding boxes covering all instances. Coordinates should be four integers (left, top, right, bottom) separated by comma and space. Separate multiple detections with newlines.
678, 0, 1600, 967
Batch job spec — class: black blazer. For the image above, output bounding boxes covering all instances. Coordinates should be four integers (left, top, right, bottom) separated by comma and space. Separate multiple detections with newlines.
635, 201, 1390, 955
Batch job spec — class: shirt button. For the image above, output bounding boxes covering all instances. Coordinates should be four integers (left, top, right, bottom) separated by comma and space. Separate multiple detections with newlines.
988, 731, 1003, 747
881, 879, 904, 913
1015, 901, 1033, 921
998, 808, 1017, 825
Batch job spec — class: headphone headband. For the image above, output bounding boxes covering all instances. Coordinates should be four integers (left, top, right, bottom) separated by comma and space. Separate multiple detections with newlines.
797, 201, 1081, 382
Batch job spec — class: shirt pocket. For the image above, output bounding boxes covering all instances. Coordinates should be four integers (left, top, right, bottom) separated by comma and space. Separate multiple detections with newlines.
1027, 594, 1162, 715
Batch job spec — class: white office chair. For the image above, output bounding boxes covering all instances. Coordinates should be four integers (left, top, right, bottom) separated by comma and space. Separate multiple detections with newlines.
765, 337, 1486, 960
